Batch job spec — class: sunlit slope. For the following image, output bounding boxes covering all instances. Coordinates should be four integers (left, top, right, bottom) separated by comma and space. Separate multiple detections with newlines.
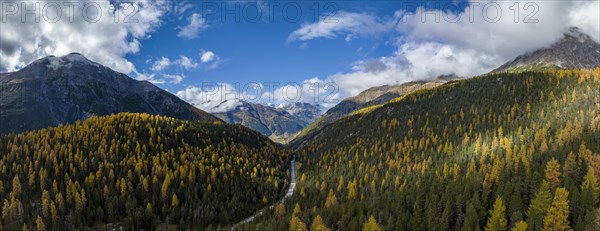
240, 69, 600, 231
288, 79, 452, 149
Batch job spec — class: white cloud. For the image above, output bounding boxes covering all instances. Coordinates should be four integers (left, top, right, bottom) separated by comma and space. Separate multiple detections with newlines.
285, 1, 599, 105
151, 57, 171, 71
149, 52, 220, 73
163, 74, 184, 84
175, 79, 340, 112
287, 11, 393, 43
200, 51, 215, 63
173, 1, 193, 19
175, 55, 198, 69
395, 1, 599, 60
323, 42, 500, 97
149, 55, 200, 71
177, 13, 207, 39
199, 50, 220, 69
0, 0, 168, 74
176, 83, 243, 112
134, 72, 162, 84
568, 1, 600, 42
263, 78, 341, 108
134, 71, 183, 85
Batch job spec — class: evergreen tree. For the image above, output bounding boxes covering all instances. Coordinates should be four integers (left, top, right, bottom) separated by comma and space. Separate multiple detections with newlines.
581, 167, 599, 205
510, 221, 527, 231
35, 216, 46, 231
325, 189, 337, 208
526, 181, 552, 231
290, 215, 307, 231
579, 167, 600, 228
543, 188, 571, 231
362, 216, 382, 231
293, 203, 301, 216
544, 159, 561, 191
485, 197, 508, 231
585, 208, 600, 231
462, 203, 482, 231
310, 215, 331, 231
275, 204, 286, 217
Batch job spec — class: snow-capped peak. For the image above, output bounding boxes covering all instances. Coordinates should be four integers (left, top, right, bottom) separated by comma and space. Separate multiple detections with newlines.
43, 53, 98, 70
277, 102, 322, 124
64, 53, 91, 63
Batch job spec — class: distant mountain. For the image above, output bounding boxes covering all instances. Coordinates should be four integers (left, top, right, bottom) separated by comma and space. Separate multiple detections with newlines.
212, 100, 321, 142
288, 75, 460, 149
0, 53, 219, 134
494, 27, 600, 72
277, 102, 322, 124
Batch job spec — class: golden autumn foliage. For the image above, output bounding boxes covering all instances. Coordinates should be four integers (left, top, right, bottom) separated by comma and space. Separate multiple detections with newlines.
239, 69, 600, 230
0, 113, 290, 229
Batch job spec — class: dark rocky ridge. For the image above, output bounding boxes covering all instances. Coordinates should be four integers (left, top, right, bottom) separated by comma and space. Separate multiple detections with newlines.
0, 53, 219, 134
212, 100, 321, 142
494, 27, 600, 72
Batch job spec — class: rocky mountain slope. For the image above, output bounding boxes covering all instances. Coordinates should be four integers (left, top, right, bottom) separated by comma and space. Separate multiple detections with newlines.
212, 100, 321, 142
277, 102, 321, 124
494, 27, 600, 72
0, 53, 219, 134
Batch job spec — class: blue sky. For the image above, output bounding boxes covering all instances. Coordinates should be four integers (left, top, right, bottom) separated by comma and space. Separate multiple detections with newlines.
127, 1, 459, 90
1, 0, 598, 112
127, 0, 474, 109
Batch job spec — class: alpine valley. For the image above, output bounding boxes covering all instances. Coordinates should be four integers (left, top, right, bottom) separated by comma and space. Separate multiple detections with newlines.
236, 28, 600, 231
0, 6, 599, 231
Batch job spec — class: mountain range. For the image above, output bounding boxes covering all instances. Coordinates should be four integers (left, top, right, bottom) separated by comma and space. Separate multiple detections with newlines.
211, 100, 321, 142
1, 26, 599, 230
1, 28, 597, 140
0, 53, 219, 134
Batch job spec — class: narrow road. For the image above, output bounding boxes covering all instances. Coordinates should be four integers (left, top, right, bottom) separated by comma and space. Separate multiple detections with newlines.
232, 157, 296, 229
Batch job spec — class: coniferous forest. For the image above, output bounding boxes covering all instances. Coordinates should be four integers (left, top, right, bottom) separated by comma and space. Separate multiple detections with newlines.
0, 113, 290, 230
1, 69, 599, 231
2, 0, 600, 230
0, 60, 599, 231
238, 69, 600, 231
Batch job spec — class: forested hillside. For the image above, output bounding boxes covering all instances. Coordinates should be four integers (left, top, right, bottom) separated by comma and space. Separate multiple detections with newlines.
288, 78, 454, 149
0, 113, 290, 230
240, 69, 600, 230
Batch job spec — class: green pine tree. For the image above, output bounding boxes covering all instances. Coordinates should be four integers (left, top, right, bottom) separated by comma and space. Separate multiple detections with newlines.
362, 216, 382, 231
543, 188, 571, 231
485, 197, 508, 231
526, 181, 552, 231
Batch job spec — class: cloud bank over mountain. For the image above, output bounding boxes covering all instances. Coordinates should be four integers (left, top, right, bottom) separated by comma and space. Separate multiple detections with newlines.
0, 0, 168, 74
288, 0, 600, 97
